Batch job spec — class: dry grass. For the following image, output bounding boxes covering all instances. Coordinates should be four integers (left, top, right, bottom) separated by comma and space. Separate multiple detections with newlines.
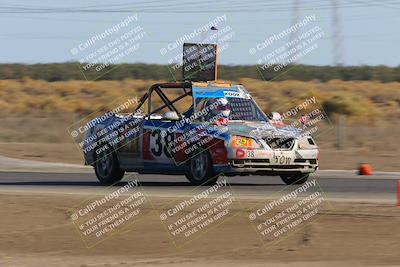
0, 78, 399, 120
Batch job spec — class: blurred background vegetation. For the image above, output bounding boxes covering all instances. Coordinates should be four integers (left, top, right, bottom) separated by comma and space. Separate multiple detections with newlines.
1, 77, 399, 121
1, 63, 400, 82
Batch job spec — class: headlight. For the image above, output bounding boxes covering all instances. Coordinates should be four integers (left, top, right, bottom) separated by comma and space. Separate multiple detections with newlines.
298, 137, 317, 149
231, 136, 260, 148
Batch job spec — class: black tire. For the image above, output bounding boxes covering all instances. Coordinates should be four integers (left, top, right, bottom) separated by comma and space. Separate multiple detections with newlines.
185, 148, 218, 186
280, 173, 309, 185
94, 146, 125, 185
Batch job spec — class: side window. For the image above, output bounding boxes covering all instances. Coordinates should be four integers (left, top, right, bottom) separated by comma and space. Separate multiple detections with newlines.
149, 92, 170, 119
148, 88, 193, 120
193, 98, 208, 122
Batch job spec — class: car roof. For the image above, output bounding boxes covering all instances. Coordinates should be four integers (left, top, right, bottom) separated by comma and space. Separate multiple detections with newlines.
151, 81, 242, 90
191, 82, 249, 99
191, 81, 237, 88
135, 81, 249, 115
148, 81, 248, 99
192, 82, 242, 90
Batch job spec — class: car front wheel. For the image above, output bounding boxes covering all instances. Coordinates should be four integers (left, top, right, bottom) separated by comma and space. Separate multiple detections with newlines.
185, 149, 218, 186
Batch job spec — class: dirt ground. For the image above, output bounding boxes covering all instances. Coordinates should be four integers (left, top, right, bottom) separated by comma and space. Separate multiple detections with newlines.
0, 193, 399, 267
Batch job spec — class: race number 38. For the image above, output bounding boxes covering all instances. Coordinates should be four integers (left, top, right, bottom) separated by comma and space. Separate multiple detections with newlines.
150, 129, 174, 158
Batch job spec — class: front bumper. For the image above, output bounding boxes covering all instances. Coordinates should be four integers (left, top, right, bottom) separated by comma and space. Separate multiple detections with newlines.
214, 159, 319, 175
234, 158, 317, 172
215, 147, 319, 175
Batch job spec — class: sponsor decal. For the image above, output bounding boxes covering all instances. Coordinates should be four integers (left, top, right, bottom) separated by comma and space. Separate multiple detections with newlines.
223, 90, 248, 99
236, 149, 245, 158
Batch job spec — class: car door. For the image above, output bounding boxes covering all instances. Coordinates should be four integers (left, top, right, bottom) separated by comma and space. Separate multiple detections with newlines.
117, 115, 146, 169
142, 119, 180, 171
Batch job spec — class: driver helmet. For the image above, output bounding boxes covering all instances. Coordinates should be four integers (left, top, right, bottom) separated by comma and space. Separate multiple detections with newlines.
268, 111, 284, 127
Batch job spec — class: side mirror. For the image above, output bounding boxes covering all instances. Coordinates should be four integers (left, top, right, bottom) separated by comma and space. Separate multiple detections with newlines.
162, 111, 180, 121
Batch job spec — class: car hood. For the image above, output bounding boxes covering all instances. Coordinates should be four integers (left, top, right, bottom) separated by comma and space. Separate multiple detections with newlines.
221, 121, 302, 139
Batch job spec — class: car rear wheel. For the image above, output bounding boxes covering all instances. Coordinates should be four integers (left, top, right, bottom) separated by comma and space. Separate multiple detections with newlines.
280, 173, 309, 185
185, 149, 218, 186
94, 147, 125, 185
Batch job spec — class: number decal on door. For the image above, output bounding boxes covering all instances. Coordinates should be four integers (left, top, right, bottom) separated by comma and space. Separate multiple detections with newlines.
150, 129, 175, 158
150, 129, 163, 156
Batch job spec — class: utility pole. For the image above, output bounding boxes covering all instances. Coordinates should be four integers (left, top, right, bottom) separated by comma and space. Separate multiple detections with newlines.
289, 0, 300, 64
331, 0, 345, 65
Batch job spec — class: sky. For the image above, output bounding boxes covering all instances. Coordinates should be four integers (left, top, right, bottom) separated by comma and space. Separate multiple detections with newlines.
1, 0, 400, 66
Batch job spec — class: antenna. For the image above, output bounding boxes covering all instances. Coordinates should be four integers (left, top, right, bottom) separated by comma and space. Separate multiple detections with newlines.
211, 26, 218, 81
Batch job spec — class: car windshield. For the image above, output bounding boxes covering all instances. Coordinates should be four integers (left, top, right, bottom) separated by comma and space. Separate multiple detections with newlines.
195, 96, 267, 122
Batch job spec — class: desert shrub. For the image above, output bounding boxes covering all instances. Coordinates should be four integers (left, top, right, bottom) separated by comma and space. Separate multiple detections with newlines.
0, 78, 398, 123
322, 93, 380, 121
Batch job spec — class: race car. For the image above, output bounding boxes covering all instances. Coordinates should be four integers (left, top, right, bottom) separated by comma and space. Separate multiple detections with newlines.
81, 81, 319, 186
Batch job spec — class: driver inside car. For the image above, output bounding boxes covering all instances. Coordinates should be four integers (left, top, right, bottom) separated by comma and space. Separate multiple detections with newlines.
202, 97, 230, 125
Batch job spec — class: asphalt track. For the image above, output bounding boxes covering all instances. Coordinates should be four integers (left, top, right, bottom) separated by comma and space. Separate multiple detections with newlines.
0, 170, 398, 204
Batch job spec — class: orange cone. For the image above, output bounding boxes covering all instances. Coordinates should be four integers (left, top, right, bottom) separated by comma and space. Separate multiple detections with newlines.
358, 163, 372, 175
397, 180, 400, 207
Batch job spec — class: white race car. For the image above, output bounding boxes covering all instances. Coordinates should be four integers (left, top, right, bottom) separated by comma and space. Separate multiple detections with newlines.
82, 81, 319, 185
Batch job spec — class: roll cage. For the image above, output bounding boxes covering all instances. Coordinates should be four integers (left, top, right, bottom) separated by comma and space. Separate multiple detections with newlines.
133, 81, 242, 120
134, 82, 192, 119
